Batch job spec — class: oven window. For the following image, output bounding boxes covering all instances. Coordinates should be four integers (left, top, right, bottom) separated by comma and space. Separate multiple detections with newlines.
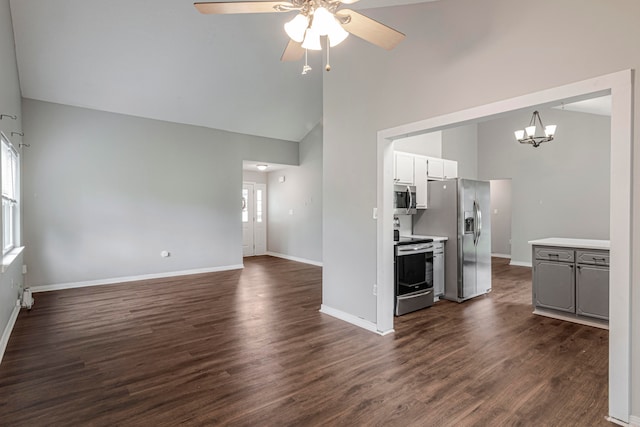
397, 252, 427, 287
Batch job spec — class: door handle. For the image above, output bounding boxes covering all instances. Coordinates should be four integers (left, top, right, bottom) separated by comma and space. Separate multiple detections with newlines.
476, 201, 482, 244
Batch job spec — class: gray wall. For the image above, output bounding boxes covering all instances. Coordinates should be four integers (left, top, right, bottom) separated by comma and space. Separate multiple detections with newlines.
489, 179, 512, 257
0, 0, 25, 346
442, 124, 478, 179
322, 0, 639, 414
267, 123, 322, 263
394, 131, 442, 157
242, 170, 267, 185
477, 108, 610, 264
22, 99, 299, 287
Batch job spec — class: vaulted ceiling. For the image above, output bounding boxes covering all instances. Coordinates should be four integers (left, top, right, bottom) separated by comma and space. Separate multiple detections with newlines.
9, 0, 437, 142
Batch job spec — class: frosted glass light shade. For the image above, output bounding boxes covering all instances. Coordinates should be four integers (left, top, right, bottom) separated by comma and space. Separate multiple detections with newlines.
525, 126, 536, 137
514, 130, 525, 140
312, 7, 334, 36
544, 125, 557, 137
301, 28, 322, 50
328, 23, 349, 47
256, 164, 268, 171
284, 14, 309, 43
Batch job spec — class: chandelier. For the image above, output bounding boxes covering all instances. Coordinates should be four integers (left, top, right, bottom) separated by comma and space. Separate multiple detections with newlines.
514, 111, 557, 148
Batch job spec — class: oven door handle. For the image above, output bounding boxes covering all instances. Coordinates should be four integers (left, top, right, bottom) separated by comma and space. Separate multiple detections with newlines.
397, 289, 433, 300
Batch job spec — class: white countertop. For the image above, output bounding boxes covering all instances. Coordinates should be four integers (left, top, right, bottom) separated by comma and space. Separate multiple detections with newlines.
528, 238, 610, 250
409, 234, 449, 242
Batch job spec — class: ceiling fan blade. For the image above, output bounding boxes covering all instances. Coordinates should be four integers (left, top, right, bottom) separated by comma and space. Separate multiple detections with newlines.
337, 9, 405, 50
194, 1, 290, 14
281, 39, 305, 62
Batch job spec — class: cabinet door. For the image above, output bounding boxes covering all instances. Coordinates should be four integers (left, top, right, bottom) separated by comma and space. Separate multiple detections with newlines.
394, 152, 415, 185
414, 156, 428, 208
576, 265, 609, 320
427, 158, 444, 179
533, 260, 575, 313
443, 159, 458, 179
433, 249, 444, 297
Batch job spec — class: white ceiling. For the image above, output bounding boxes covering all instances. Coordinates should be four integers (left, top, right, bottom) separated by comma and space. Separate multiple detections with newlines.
555, 95, 611, 117
9, 0, 439, 142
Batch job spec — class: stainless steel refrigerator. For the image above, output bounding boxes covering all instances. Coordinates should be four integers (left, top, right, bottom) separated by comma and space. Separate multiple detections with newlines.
413, 179, 492, 302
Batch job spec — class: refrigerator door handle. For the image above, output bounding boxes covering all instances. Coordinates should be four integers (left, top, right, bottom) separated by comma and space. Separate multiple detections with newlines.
476, 201, 482, 243
472, 201, 478, 246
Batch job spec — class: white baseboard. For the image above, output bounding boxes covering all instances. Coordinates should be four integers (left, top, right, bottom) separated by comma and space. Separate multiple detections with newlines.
320, 304, 391, 335
30, 264, 244, 293
0, 301, 20, 365
509, 260, 532, 267
266, 251, 323, 267
491, 253, 511, 259
607, 415, 632, 426
628, 415, 639, 426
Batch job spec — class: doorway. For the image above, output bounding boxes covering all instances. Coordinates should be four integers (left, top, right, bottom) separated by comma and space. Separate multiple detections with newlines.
376, 70, 633, 423
242, 182, 267, 257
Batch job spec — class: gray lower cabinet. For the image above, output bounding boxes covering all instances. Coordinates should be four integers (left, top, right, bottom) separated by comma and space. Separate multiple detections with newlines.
576, 251, 610, 320
533, 260, 575, 313
532, 245, 609, 322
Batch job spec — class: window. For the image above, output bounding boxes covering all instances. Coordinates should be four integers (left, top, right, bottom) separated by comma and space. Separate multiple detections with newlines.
1, 134, 19, 254
241, 188, 249, 223
256, 189, 263, 223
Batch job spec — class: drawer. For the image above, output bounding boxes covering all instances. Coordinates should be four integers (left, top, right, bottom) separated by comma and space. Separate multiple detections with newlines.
534, 246, 574, 262
576, 250, 610, 266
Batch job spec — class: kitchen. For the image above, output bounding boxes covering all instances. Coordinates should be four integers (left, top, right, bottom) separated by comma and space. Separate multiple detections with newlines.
390, 98, 611, 326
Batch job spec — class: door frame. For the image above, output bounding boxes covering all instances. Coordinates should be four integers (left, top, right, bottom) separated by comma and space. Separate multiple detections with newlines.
376, 70, 633, 423
242, 182, 255, 257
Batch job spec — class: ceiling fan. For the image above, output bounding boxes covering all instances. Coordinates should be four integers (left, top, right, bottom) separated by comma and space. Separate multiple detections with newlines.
194, 0, 405, 73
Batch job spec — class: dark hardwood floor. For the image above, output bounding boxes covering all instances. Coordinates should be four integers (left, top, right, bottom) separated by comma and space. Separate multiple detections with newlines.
0, 257, 610, 426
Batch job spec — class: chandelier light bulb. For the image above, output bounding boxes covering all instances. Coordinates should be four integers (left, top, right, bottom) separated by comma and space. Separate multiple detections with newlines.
525, 125, 536, 137
544, 125, 557, 137
284, 14, 309, 43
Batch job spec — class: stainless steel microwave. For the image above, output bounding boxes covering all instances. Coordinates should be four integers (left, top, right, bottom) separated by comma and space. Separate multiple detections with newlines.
394, 185, 417, 215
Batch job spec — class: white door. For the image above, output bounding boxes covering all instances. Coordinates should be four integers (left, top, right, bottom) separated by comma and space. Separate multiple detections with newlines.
254, 183, 267, 255
242, 183, 254, 257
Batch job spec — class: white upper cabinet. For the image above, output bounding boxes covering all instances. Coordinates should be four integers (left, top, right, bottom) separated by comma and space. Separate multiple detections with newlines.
394, 152, 415, 185
427, 158, 444, 180
414, 156, 428, 209
443, 159, 458, 179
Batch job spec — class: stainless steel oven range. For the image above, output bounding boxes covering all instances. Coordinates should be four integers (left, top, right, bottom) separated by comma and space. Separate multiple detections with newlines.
395, 237, 434, 316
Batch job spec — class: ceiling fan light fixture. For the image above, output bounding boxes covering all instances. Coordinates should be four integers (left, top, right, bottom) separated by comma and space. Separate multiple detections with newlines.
301, 28, 322, 50
284, 13, 309, 43
311, 7, 335, 36
328, 23, 349, 47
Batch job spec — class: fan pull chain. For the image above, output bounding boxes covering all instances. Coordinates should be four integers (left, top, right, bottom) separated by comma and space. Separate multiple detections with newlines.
302, 49, 312, 75
325, 37, 331, 72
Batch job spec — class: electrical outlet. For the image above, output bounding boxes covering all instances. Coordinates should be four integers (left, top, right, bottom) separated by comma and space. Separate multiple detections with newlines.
22, 264, 27, 274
